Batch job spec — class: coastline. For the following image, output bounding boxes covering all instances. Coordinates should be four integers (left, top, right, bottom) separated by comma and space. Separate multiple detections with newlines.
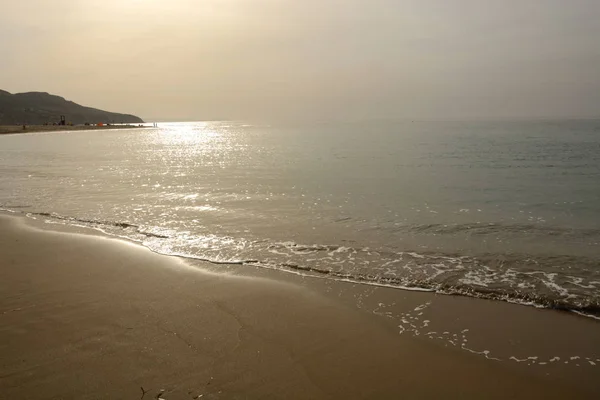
0, 124, 152, 135
1, 213, 598, 398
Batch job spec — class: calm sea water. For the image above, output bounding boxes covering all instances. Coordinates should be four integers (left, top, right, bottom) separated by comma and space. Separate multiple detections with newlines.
1, 120, 599, 316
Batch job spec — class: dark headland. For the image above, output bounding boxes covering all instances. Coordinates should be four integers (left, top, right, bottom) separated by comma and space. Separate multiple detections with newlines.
0, 89, 144, 127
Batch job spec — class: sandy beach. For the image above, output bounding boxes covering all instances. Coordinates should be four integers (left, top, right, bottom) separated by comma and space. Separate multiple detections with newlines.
0, 214, 597, 399
0, 125, 150, 135
3, 0, 599, 397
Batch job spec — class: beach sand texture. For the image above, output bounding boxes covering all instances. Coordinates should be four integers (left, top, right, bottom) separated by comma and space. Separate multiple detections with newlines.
0, 215, 595, 399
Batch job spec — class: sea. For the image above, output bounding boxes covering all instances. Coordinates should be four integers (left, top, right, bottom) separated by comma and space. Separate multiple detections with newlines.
1, 120, 599, 318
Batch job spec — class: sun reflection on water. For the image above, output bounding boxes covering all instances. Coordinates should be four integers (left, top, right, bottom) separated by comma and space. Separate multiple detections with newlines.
156, 121, 225, 145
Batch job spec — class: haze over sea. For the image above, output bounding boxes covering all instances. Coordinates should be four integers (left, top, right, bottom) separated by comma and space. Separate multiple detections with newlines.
1, 119, 599, 317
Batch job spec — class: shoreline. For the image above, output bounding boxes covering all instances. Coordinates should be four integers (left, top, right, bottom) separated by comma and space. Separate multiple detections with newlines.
1, 213, 598, 398
7, 207, 599, 322
0, 124, 152, 135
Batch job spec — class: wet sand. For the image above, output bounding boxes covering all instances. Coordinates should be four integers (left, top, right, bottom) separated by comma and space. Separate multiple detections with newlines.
0, 214, 595, 399
0, 125, 150, 135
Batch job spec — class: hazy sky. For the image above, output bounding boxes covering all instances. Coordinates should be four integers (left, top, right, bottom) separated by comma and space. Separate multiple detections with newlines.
1, 0, 599, 121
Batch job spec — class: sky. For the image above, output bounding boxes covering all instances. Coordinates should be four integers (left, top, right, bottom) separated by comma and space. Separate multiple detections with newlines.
1, 0, 599, 121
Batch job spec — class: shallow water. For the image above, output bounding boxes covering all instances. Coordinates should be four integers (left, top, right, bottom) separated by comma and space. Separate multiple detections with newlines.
1, 120, 599, 316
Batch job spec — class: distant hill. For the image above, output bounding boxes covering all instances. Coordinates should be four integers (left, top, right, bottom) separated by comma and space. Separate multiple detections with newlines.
0, 90, 144, 125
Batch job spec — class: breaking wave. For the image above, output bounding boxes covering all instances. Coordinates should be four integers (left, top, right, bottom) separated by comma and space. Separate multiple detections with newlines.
404, 222, 600, 237
4, 207, 599, 320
